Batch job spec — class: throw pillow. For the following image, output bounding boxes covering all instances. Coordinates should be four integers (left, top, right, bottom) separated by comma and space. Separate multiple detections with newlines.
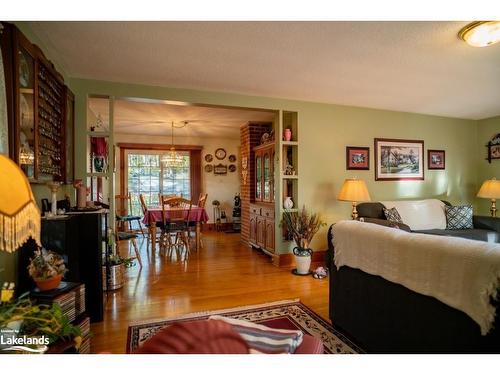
446, 205, 473, 230
383, 207, 403, 223
209, 315, 304, 354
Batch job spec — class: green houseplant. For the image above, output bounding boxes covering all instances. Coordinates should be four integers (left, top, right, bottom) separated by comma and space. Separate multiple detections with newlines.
27, 249, 67, 291
281, 206, 326, 275
0, 292, 81, 353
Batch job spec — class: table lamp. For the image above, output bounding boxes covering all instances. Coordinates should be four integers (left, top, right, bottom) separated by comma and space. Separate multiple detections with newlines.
477, 178, 500, 217
337, 178, 371, 220
0, 154, 41, 253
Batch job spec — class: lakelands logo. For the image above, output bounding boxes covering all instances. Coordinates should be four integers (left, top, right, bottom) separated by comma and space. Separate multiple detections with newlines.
0, 328, 49, 353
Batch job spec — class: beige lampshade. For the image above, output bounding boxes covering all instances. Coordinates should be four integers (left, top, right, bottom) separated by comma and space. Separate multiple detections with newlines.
338, 178, 371, 202
477, 178, 500, 199
0, 154, 41, 252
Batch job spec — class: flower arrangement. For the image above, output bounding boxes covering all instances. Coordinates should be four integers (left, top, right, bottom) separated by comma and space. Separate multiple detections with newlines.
28, 248, 66, 281
281, 206, 326, 250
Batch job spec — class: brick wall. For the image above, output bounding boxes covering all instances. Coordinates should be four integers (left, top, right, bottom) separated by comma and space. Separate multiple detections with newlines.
240, 122, 272, 243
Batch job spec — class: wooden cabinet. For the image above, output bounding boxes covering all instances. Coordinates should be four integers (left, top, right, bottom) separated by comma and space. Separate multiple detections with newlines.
249, 212, 257, 245
254, 143, 274, 203
249, 203, 275, 254
1, 22, 74, 183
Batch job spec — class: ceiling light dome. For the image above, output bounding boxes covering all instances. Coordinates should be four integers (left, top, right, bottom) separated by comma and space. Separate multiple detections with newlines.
458, 21, 500, 47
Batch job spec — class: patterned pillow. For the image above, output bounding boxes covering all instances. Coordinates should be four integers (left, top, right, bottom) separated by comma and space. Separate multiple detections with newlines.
446, 205, 473, 230
209, 315, 303, 354
383, 207, 403, 223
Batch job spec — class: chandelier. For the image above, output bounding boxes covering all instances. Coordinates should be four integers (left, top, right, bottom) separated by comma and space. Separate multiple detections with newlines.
161, 121, 185, 168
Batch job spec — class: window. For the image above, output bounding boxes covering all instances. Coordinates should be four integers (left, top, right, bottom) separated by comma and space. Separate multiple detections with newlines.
127, 151, 191, 215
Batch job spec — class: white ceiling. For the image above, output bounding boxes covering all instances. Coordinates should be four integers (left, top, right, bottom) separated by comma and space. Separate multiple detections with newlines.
88, 98, 275, 138
28, 21, 500, 120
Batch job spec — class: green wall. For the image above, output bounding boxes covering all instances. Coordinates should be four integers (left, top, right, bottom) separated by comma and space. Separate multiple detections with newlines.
477, 116, 500, 214
68, 78, 480, 250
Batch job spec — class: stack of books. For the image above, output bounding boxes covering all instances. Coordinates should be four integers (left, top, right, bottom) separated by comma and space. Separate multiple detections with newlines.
76, 316, 91, 354
32, 282, 77, 322
31, 281, 91, 354
74, 283, 86, 316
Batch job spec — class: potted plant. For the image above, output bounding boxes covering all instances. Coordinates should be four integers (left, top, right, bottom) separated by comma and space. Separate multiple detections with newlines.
281, 206, 326, 275
0, 292, 81, 353
27, 249, 66, 291
103, 254, 136, 291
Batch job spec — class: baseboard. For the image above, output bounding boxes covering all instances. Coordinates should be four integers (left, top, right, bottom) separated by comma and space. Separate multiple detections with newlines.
273, 250, 327, 268
206, 223, 235, 231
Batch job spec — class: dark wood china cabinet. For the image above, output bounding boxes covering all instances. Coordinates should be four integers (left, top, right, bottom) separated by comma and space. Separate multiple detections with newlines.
249, 142, 275, 254
1, 22, 74, 183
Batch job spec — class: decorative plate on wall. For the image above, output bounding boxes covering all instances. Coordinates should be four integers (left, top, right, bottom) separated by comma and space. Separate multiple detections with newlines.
215, 148, 227, 160
229, 164, 237, 172
204, 154, 213, 162
204, 164, 213, 173
228, 154, 236, 162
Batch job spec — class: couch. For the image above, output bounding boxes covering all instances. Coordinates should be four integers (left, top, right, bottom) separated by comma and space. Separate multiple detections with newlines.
357, 199, 500, 243
327, 221, 500, 353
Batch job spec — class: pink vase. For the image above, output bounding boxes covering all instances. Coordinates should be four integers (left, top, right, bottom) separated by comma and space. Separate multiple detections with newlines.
284, 128, 292, 141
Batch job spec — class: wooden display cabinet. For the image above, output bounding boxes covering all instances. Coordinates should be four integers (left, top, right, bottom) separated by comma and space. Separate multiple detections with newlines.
254, 142, 275, 203
1, 22, 74, 183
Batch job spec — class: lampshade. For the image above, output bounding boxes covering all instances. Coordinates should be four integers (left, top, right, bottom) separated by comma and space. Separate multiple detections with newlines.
0, 154, 41, 252
477, 178, 500, 199
338, 178, 371, 202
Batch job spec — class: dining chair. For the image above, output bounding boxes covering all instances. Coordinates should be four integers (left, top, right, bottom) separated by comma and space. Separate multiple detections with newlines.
197, 193, 208, 208
139, 193, 161, 252
195, 193, 208, 248
159, 196, 192, 260
115, 226, 143, 269
115, 193, 145, 236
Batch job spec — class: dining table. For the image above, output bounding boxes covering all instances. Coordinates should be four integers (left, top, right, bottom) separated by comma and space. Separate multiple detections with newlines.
142, 205, 209, 252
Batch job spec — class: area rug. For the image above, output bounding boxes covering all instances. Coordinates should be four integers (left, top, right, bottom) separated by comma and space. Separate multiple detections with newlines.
126, 299, 362, 353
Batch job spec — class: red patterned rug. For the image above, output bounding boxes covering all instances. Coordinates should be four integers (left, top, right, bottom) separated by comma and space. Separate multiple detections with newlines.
126, 299, 362, 353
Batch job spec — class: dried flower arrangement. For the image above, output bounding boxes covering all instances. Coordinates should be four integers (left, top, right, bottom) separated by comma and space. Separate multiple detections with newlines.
281, 206, 326, 250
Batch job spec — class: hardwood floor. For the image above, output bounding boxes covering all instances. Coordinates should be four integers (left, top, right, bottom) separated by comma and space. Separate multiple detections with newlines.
90, 231, 329, 353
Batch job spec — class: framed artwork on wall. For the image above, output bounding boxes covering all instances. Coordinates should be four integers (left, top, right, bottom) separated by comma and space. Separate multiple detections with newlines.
428, 150, 445, 170
374, 138, 424, 181
346, 146, 370, 170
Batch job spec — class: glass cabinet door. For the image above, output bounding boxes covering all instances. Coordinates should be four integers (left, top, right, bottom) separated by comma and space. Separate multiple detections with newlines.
263, 152, 270, 201
255, 155, 262, 201
17, 46, 36, 179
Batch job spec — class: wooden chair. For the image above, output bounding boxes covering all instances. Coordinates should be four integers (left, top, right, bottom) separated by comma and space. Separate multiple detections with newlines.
115, 193, 144, 236
139, 193, 161, 251
159, 196, 192, 260
197, 193, 208, 208
115, 224, 143, 269
195, 193, 208, 248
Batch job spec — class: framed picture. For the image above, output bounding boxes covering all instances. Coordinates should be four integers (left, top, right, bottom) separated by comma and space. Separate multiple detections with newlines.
374, 138, 424, 181
428, 150, 445, 170
346, 146, 370, 170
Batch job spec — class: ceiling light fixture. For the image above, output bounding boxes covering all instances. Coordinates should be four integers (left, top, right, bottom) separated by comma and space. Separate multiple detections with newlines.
161, 121, 186, 169
458, 21, 500, 47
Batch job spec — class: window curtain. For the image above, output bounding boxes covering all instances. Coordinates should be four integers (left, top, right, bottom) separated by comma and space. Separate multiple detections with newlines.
190, 149, 201, 202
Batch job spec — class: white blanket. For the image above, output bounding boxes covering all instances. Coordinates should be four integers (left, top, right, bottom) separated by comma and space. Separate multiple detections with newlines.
332, 220, 500, 335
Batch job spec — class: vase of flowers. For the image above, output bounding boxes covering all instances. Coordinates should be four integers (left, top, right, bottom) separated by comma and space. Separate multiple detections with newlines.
28, 249, 66, 291
281, 206, 326, 275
